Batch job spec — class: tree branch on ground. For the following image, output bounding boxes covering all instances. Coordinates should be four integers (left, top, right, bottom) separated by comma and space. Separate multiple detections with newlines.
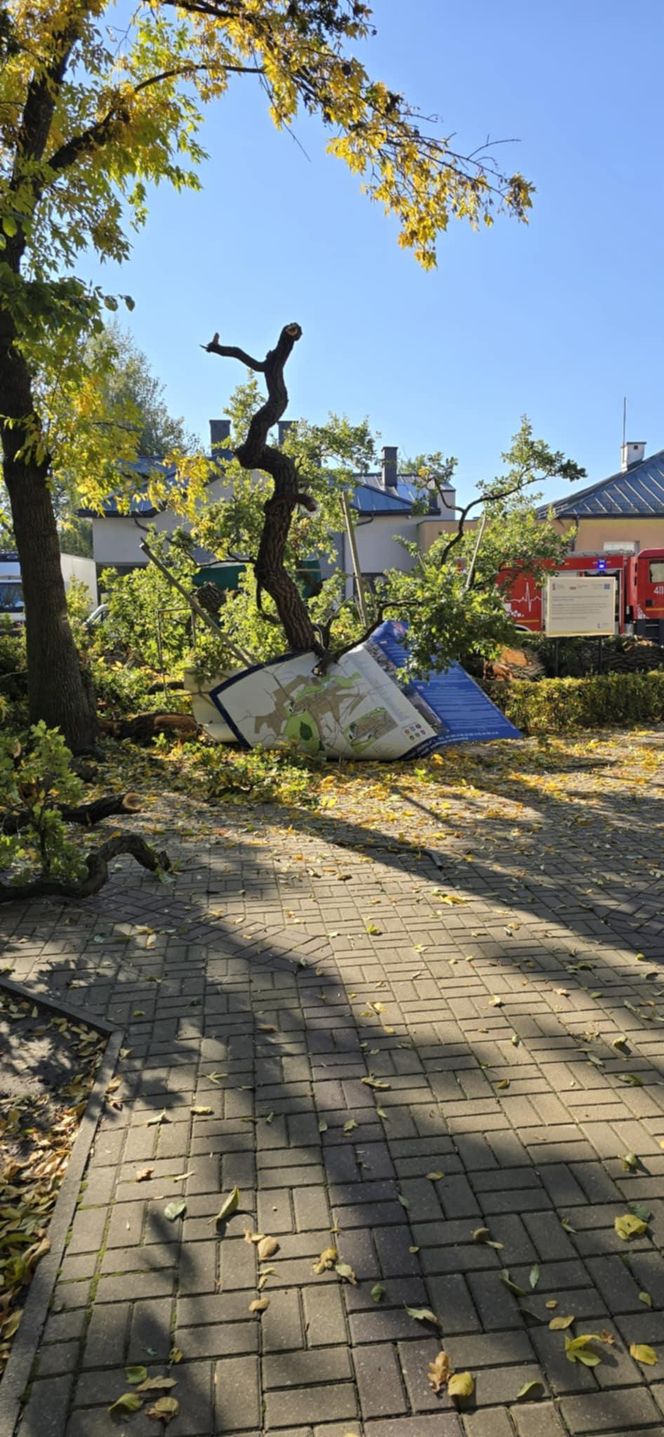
0, 833, 171, 903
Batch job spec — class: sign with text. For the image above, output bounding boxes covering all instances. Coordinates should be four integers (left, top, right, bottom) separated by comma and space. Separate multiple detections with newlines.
544, 575, 617, 637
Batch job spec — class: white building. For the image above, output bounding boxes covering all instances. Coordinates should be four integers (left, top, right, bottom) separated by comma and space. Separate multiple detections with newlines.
81, 423, 458, 588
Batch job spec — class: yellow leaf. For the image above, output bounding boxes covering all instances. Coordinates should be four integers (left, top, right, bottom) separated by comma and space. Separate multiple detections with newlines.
313, 1246, 338, 1274
615, 1213, 648, 1240
257, 1236, 280, 1260
427, 1349, 452, 1393
565, 1334, 603, 1366
630, 1343, 658, 1365
448, 1371, 474, 1400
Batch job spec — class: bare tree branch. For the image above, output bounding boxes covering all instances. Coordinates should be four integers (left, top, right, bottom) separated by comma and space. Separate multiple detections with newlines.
203, 334, 266, 372
204, 322, 322, 654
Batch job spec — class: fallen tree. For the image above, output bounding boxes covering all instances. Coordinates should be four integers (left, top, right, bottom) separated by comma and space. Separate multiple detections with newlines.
0, 833, 170, 904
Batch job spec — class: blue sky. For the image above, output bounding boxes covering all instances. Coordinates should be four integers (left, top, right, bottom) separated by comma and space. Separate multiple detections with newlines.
92, 0, 664, 507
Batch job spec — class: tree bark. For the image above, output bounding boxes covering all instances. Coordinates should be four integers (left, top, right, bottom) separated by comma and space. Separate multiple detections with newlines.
2, 792, 142, 836
0, 832, 170, 904
204, 323, 322, 655
0, 20, 97, 753
0, 325, 98, 753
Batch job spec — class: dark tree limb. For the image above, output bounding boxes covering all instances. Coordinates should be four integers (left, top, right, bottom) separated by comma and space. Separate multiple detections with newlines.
203, 323, 322, 654
0, 834, 170, 904
98, 713, 199, 744
2, 792, 142, 837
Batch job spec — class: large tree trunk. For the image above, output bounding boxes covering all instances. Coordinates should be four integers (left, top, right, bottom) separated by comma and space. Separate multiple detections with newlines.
0, 324, 97, 753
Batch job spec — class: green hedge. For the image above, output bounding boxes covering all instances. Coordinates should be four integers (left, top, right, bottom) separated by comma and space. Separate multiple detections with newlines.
491, 670, 664, 735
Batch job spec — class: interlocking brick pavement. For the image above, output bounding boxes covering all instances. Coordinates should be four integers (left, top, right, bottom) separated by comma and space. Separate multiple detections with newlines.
2, 731, 664, 1434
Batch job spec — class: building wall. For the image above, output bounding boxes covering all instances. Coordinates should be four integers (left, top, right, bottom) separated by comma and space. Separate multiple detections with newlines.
91, 475, 240, 571
562, 517, 664, 553
417, 518, 478, 553
59, 554, 98, 606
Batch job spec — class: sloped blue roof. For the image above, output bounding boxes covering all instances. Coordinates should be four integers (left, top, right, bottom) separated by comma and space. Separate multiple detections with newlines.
353, 476, 425, 514
538, 449, 664, 519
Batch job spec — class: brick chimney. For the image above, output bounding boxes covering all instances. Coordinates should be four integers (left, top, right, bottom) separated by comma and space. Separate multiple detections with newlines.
209, 418, 231, 451
381, 445, 398, 489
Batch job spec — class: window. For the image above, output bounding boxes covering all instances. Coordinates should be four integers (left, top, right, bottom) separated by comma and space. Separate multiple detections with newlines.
0, 580, 23, 611
649, 562, 664, 583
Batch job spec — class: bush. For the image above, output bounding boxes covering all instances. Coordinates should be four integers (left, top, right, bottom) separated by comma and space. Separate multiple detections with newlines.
0, 723, 86, 884
493, 670, 664, 735
195, 744, 322, 806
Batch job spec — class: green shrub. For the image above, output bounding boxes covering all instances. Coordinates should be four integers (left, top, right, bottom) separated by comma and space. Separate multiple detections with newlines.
0, 723, 87, 883
492, 670, 664, 735
195, 744, 322, 807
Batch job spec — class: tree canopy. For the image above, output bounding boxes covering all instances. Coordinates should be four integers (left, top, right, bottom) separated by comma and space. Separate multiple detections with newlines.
0, 0, 534, 749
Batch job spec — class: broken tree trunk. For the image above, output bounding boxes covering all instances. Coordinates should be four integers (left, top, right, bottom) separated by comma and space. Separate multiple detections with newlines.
98, 713, 199, 743
2, 792, 143, 836
204, 323, 323, 655
0, 833, 170, 904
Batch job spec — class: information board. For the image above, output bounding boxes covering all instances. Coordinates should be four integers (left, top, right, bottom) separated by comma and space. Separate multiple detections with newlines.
544, 574, 617, 637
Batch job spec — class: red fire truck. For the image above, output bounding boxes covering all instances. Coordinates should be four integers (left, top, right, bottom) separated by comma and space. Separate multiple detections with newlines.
501, 549, 664, 641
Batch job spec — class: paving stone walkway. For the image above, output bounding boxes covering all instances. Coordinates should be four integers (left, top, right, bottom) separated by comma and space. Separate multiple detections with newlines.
2, 732, 664, 1436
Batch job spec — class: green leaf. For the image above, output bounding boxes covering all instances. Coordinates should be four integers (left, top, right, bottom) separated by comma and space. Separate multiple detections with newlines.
405, 1304, 440, 1327
560, 1217, 576, 1233
639, 1291, 653, 1307
397, 1193, 410, 1209
146, 1395, 179, 1422
615, 1213, 648, 1240
622, 1152, 639, 1172
334, 1261, 357, 1284
213, 1186, 240, 1225
108, 1393, 144, 1416
565, 1334, 603, 1366
619, 1073, 644, 1086
529, 1263, 540, 1290
630, 1343, 658, 1365
125, 1366, 148, 1385
472, 1226, 503, 1250
343, 1119, 358, 1133
2, 216, 17, 237
371, 1283, 385, 1303
516, 1379, 544, 1400
164, 1200, 186, 1222
500, 1268, 527, 1297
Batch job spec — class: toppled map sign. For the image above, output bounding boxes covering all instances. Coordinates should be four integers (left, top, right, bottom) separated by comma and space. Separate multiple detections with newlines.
205, 620, 521, 760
